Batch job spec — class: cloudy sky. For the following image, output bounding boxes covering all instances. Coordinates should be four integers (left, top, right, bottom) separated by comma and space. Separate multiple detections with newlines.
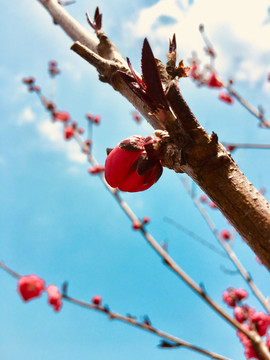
1, 1, 270, 360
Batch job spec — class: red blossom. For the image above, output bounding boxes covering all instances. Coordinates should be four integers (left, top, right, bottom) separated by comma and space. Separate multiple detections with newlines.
207, 72, 223, 88
189, 62, 201, 80
219, 92, 234, 104
22, 77, 35, 85
64, 126, 74, 140
209, 201, 217, 209
105, 135, 163, 192
92, 295, 102, 306
86, 113, 101, 124
93, 115, 101, 124
251, 312, 270, 336
17, 274, 45, 302
46, 285, 62, 312
237, 324, 259, 360
222, 288, 248, 307
132, 220, 142, 230
234, 305, 254, 323
199, 194, 208, 203
220, 229, 231, 241
234, 288, 248, 301
143, 216, 150, 224
226, 145, 236, 152
48, 60, 60, 77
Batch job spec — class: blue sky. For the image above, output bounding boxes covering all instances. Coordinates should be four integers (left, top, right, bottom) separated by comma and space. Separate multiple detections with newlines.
1, 1, 270, 359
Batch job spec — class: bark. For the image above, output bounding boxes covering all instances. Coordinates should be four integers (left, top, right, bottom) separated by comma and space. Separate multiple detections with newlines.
36, 0, 270, 270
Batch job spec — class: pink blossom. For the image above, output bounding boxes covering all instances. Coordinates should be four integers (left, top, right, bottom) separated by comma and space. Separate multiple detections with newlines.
18, 274, 45, 302
46, 285, 62, 312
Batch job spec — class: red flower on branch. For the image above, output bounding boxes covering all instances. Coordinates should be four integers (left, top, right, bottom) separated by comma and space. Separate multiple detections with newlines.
64, 126, 74, 140
206, 72, 223, 88
46, 285, 62, 312
222, 288, 248, 307
105, 135, 163, 192
53, 111, 70, 122
251, 312, 270, 336
17, 274, 45, 302
219, 92, 234, 104
92, 295, 102, 306
88, 165, 105, 174
220, 229, 231, 241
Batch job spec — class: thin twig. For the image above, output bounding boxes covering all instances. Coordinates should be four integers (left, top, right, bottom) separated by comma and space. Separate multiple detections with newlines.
198, 24, 270, 128
182, 178, 270, 314
222, 142, 270, 150
0, 261, 231, 360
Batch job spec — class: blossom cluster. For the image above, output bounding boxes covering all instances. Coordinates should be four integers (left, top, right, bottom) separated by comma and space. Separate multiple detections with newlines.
17, 274, 62, 312
188, 62, 234, 105
223, 287, 270, 359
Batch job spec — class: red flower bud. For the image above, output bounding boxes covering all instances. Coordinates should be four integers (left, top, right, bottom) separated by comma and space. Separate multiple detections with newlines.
93, 115, 101, 124
207, 72, 223, 88
226, 145, 236, 152
64, 126, 74, 140
92, 295, 102, 305
251, 312, 270, 336
199, 194, 208, 203
143, 216, 150, 224
88, 165, 105, 174
22, 77, 35, 85
220, 229, 231, 241
46, 284, 62, 312
219, 92, 234, 104
53, 111, 70, 122
49, 61, 58, 67
77, 127, 85, 134
209, 201, 217, 209
132, 220, 142, 230
18, 274, 45, 302
105, 135, 163, 192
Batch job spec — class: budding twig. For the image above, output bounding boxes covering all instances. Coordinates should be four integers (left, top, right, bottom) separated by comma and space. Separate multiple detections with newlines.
0, 261, 231, 360
198, 24, 270, 128
182, 178, 270, 314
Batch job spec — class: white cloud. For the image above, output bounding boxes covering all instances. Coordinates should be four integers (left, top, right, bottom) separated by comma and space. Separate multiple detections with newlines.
37, 119, 86, 164
125, 0, 270, 89
18, 107, 36, 125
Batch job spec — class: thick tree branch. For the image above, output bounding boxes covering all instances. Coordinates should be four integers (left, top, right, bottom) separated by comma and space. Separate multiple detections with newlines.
36, 0, 270, 271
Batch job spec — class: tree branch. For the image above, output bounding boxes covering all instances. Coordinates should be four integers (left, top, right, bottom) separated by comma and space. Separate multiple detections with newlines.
36, 0, 270, 271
